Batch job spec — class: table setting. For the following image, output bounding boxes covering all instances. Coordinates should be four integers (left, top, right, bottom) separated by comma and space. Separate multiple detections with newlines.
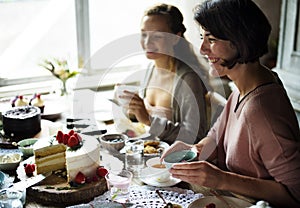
0, 90, 259, 208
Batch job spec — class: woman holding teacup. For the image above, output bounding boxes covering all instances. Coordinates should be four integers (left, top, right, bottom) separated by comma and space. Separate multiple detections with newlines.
160, 0, 300, 207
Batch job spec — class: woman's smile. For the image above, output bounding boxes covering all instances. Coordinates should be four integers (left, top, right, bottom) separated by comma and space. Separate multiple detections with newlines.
208, 57, 221, 64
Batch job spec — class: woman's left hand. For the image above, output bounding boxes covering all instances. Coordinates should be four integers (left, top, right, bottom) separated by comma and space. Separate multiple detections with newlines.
170, 160, 226, 189
120, 90, 151, 125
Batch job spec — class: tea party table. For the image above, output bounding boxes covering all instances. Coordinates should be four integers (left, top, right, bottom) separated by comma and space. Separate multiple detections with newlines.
0, 89, 255, 208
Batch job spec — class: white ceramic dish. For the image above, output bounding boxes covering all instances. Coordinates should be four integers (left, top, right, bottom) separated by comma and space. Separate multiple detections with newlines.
119, 140, 169, 156
146, 157, 164, 167
40, 95, 68, 121
145, 157, 170, 183
0, 153, 22, 171
143, 140, 169, 157
16, 156, 34, 180
188, 196, 253, 208
140, 173, 181, 188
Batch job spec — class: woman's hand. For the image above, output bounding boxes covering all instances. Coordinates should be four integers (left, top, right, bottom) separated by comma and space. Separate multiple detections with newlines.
160, 137, 217, 162
160, 141, 193, 162
119, 90, 151, 125
170, 160, 226, 189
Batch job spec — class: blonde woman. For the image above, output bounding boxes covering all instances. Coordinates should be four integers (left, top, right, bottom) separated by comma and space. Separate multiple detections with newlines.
120, 4, 210, 144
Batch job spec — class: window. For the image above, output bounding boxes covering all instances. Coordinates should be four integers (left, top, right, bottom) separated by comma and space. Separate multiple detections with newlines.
275, 0, 300, 122
0, 0, 181, 88
0, 0, 77, 82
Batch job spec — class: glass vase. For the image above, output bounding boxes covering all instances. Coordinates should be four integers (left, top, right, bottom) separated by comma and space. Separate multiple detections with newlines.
60, 80, 68, 96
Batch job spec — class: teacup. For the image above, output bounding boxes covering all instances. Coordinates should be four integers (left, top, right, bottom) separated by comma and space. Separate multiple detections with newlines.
146, 157, 170, 183
163, 150, 197, 169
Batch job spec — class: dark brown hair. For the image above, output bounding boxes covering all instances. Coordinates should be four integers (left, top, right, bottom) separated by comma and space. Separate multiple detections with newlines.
194, 0, 271, 68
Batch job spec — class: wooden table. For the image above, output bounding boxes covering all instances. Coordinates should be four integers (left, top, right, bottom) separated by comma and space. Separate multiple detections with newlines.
2, 148, 204, 208
0, 90, 254, 207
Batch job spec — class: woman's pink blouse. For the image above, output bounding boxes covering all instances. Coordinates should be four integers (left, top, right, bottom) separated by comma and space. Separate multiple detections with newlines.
208, 83, 300, 200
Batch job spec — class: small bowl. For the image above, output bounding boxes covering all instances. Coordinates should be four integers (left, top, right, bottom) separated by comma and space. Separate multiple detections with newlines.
0, 153, 22, 171
100, 134, 127, 152
17, 138, 38, 157
163, 150, 197, 169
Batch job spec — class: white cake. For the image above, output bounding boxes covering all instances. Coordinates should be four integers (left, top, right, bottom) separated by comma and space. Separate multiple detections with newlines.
33, 133, 100, 182
66, 136, 100, 182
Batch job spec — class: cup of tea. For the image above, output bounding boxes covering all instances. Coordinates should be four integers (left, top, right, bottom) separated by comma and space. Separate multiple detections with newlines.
146, 157, 170, 183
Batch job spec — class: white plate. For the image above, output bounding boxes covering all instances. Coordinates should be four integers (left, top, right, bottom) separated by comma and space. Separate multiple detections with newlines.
188, 196, 253, 208
119, 140, 169, 156
140, 176, 181, 187
16, 156, 35, 180
143, 140, 170, 157
40, 100, 63, 120
140, 167, 181, 187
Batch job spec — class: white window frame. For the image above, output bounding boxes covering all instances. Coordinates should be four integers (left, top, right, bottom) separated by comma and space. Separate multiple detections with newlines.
275, 0, 300, 112
75, 0, 91, 71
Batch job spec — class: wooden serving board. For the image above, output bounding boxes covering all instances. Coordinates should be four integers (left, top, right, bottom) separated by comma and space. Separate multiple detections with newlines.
27, 174, 108, 207
17, 157, 108, 207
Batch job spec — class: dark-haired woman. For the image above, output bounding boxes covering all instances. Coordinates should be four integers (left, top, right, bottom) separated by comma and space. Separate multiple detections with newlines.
161, 0, 300, 207
121, 4, 210, 144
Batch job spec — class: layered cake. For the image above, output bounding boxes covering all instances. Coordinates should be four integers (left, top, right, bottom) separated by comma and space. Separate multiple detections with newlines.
24, 130, 107, 206
33, 131, 101, 182
2, 106, 41, 141
34, 143, 67, 175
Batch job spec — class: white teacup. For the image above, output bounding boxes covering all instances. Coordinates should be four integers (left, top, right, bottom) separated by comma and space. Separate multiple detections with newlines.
146, 157, 170, 183
114, 85, 140, 107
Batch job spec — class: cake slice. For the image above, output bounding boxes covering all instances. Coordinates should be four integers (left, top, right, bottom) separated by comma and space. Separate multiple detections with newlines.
34, 143, 66, 174
33, 131, 101, 183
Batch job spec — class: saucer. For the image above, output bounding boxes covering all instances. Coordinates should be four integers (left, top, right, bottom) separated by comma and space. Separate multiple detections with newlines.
140, 176, 181, 187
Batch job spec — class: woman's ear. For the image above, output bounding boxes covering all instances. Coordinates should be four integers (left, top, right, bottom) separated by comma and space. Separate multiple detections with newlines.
172, 32, 182, 45
176, 31, 183, 37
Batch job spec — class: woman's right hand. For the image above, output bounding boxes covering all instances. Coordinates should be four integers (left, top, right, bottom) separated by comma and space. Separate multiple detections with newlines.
121, 90, 151, 126
160, 137, 216, 162
160, 141, 193, 162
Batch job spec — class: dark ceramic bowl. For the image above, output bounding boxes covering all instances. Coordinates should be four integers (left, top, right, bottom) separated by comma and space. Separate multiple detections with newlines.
100, 134, 127, 151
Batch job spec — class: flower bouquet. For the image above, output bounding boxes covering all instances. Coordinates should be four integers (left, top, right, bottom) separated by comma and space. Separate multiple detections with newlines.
39, 58, 79, 96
